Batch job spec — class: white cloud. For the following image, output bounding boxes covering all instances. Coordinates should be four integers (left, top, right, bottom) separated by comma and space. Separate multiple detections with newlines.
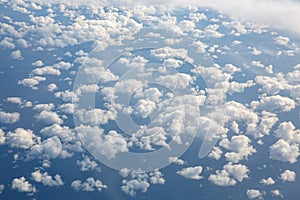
59, 103, 75, 114
259, 177, 275, 185
18, 76, 46, 89
274, 121, 300, 144
11, 177, 36, 194
7, 128, 39, 149
168, 156, 186, 165
33, 103, 55, 111
32, 60, 44, 67
0, 111, 20, 124
220, 135, 256, 163
6, 97, 23, 105
271, 189, 283, 198
0, 129, 5, 145
121, 179, 150, 196
31, 170, 64, 187
269, 139, 299, 164
246, 189, 263, 200
177, 166, 203, 180
208, 146, 223, 160
28, 136, 72, 160
76, 155, 100, 172
10, 50, 23, 60
76, 125, 128, 159
32, 66, 61, 76
208, 162, 249, 186
71, 177, 107, 192
280, 170, 296, 182
251, 95, 295, 113
47, 83, 58, 92
0, 37, 15, 49
35, 110, 63, 124
274, 36, 290, 46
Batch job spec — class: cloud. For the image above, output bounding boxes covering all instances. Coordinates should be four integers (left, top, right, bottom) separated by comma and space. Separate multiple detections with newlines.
220, 135, 256, 163
269, 139, 299, 164
168, 156, 186, 165
10, 50, 23, 60
28, 136, 72, 160
259, 177, 275, 185
251, 95, 296, 113
280, 170, 296, 182
208, 162, 249, 186
76, 155, 100, 172
246, 189, 263, 200
120, 169, 164, 196
71, 177, 107, 192
35, 110, 63, 125
11, 177, 36, 194
6, 128, 39, 149
177, 166, 203, 180
0, 111, 20, 124
31, 170, 64, 187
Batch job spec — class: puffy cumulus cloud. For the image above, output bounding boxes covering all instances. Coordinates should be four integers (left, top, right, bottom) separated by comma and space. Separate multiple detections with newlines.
220, 135, 256, 163
6, 97, 23, 105
6, 97, 31, 108
274, 121, 300, 144
256, 111, 278, 138
35, 110, 63, 125
0, 37, 15, 49
28, 136, 72, 160
269, 139, 299, 164
71, 177, 107, 192
31, 170, 64, 187
121, 179, 150, 196
246, 189, 263, 200
176, 166, 203, 180
47, 83, 58, 92
6, 128, 39, 149
54, 90, 78, 102
259, 177, 275, 185
120, 169, 164, 196
59, 103, 75, 114
32, 60, 44, 67
0, 129, 5, 145
251, 95, 295, 113
0, 111, 20, 124
255, 75, 288, 95
208, 146, 223, 160
52, 61, 72, 70
274, 36, 290, 46
76, 155, 100, 172
33, 103, 55, 112
76, 125, 128, 159
168, 156, 186, 165
10, 50, 23, 60
280, 170, 296, 182
18, 76, 46, 89
32, 66, 61, 76
75, 108, 116, 126
208, 162, 249, 186
271, 189, 283, 198
224, 101, 258, 135
11, 177, 36, 194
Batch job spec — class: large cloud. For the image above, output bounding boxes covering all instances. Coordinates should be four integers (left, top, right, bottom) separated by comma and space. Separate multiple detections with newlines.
30, 0, 300, 35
